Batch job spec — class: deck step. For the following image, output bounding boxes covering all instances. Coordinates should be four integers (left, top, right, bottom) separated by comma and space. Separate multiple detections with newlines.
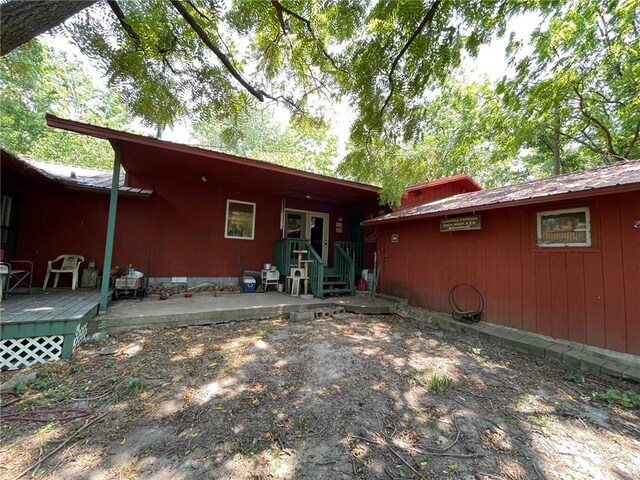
323, 287, 354, 296
323, 280, 347, 286
323, 275, 342, 281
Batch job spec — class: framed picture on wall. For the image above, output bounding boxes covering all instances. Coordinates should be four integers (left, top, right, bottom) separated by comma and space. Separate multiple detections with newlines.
225, 200, 256, 240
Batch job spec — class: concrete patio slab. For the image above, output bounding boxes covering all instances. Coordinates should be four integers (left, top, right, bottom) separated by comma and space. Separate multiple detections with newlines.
93, 291, 397, 334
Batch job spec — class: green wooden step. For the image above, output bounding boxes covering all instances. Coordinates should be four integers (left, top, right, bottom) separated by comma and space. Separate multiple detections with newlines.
323, 287, 354, 296
323, 280, 347, 286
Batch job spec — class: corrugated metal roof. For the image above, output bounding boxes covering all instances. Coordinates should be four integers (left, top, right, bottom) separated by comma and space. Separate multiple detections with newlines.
365, 160, 640, 225
23, 158, 153, 196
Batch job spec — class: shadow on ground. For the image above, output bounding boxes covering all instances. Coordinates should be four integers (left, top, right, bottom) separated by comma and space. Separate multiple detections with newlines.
1, 313, 639, 479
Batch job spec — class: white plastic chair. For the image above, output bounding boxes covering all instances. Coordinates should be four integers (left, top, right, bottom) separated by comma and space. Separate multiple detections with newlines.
43, 255, 84, 290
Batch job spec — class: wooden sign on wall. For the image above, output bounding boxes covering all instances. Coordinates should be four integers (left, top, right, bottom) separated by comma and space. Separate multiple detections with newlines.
440, 215, 481, 232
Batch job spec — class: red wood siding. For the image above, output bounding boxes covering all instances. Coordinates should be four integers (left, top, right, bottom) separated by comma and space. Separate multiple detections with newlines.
400, 177, 481, 208
402, 183, 456, 207
377, 191, 640, 354
9, 176, 369, 286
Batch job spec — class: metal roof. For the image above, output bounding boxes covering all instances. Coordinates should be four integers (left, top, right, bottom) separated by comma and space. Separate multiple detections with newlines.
22, 157, 153, 197
404, 173, 483, 193
364, 160, 640, 225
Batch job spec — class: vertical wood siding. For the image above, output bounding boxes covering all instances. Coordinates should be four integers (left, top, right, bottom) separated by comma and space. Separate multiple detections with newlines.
10, 177, 366, 285
378, 191, 640, 355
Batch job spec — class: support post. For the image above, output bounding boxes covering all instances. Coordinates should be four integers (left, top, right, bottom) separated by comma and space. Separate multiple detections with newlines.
98, 141, 122, 314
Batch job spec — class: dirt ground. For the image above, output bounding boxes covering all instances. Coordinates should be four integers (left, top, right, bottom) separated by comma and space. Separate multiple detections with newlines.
1, 313, 639, 480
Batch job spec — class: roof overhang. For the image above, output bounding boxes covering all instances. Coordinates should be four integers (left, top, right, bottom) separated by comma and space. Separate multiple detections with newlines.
364, 182, 640, 226
46, 114, 380, 204
1, 148, 152, 198
1, 149, 52, 184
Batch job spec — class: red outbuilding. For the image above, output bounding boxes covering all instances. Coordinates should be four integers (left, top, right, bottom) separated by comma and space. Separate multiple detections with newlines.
364, 162, 640, 355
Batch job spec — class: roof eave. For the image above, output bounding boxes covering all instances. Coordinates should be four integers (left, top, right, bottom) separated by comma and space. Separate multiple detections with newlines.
59, 182, 153, 198
45, 114, 380, 196
364, 182, 640, 226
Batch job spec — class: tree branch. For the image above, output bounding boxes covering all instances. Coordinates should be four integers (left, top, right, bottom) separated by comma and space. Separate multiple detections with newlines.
272, 0, 288, 34
572, 83, 620, 159
590, 89, 626, 107
558, 127, 608, 158
106, 0, 141, 47
170, 0, 264, 101
1, 0, 97, 56
187, 0, 213, 22
270, 0, 343, 72
261, 91, 304, 114
623, 118, 640, 160
380, 0, 442, 119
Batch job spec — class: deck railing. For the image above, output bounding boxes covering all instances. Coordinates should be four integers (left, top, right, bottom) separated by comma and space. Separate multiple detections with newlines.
334, 243, 355, 292
334, 241, 366, 273
274, 237, 306, 275
274, 238, 324, 297
305, 243, 324, 298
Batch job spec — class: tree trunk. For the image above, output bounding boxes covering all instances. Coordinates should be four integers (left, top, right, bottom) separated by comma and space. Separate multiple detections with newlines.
1, 0, 97, 56
552, 127, 561, 175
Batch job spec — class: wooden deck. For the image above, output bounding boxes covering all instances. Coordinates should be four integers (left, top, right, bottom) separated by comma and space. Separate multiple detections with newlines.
1, 288, 103, 324
1, 289, 109, 369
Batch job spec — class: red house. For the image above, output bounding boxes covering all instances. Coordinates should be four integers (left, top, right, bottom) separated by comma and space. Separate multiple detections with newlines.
1, 115, 382, 307
3, 115, 639, 359
364, 162, 640, 355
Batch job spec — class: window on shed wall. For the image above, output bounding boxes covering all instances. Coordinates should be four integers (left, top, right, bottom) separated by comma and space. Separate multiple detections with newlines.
536, 207, 591, 247
225, 200, 255, 240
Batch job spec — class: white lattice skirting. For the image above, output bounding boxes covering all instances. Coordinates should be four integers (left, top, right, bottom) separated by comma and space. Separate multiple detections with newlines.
73, 323, 88, 349
1, 336, 64, 370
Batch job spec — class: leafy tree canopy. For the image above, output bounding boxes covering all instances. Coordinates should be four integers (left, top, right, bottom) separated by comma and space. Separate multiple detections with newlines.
192, 107, 338, 175
0, 40, 132, 169
1, 0, 638, 202
498, 0, 640, 170
2, 0, 527, 140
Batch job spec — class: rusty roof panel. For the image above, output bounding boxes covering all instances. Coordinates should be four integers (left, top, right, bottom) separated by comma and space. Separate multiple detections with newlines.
365, 160, 640, 225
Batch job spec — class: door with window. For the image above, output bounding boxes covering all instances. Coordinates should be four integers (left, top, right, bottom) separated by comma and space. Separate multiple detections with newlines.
284, 210, 329, 264
308, 213, 329, 264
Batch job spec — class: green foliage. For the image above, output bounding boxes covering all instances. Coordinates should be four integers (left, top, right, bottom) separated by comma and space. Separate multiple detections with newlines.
593, 389, 640, 409
98, 320, 109, 341
564, 372, 585, 384
14, 382, 25, 394
193, 106, 337, 175
498, 0, 640, 170
71, 364, 87, 373
123, 377, 145, 396
340, 77, 522, 203
429, 373, 454, 392
31, 378, 60, 391
3, 0, 637, 203
0, 39, 131, 168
